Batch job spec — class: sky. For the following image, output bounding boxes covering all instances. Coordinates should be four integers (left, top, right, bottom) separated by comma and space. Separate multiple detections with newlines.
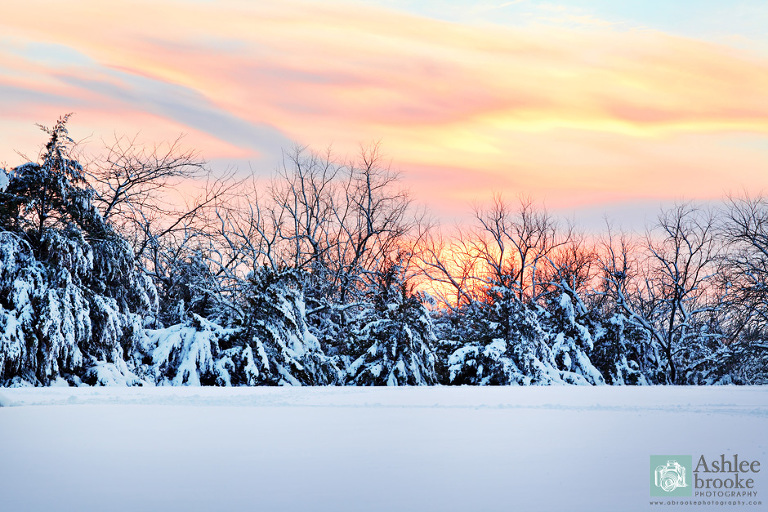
1, 0, 767, 230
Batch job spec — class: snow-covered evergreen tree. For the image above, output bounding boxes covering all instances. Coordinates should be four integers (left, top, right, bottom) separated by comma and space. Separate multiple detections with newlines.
231, 267, 341, 385
0, 116, 157, 385
137, 267, 343, 386
544, 289, 605, 385
437, 291, 558, 385
345, 257, 437, 385
136, 313, 237, 385
589, 312, 663, 385
155, 251, 222, 325
436, 282, 607, 386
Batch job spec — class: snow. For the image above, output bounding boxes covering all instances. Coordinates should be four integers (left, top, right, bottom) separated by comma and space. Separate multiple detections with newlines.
0, 386, 766, 512
83, 361, 143, 386
145, 322, 218, 386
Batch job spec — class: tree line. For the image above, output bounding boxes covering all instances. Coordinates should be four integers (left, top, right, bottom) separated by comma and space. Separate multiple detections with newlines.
0, 116, 765, 386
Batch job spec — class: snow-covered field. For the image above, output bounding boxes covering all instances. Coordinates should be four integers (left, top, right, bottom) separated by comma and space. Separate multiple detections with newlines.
1, 386, 766, 512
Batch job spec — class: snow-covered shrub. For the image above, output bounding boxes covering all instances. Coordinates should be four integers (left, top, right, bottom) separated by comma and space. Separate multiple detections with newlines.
82, 361, 145, 386
442, 338, 522, 385
725, 340, 768, 384
154, 252, 221, 326
682, 337, 767, 385
136, 314, 276, 386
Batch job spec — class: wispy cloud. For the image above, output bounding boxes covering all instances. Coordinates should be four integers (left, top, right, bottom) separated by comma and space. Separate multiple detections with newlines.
1, 0, 767, 218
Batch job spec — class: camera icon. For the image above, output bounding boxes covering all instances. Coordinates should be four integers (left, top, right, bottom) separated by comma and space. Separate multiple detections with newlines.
654, 460, 688, 492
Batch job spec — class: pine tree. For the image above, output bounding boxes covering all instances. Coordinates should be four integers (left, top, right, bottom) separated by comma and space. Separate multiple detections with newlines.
231, 267, 341, 385
346, 256, 438, 385
544, 289, 605, 385
0, 116, 157, 385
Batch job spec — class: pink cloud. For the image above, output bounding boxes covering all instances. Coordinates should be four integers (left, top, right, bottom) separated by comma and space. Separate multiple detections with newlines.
1, 0, 767, 221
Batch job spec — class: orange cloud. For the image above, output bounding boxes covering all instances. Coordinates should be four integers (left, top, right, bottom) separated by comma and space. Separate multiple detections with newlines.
1, 0, 767, 221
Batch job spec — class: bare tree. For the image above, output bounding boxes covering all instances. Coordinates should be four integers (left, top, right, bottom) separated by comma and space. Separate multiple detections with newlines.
471, 196, 568, 303
719, 194, 768, 339
88, 134, 206, 224
416, 197, 572, 309
416, 226, 482, 309
596, 226, 639, 315
541, 233, 598, 298
85, 134, 240, 323
600, 204, 721, 383
269, 145, 340, 273
332, 144, 413, 303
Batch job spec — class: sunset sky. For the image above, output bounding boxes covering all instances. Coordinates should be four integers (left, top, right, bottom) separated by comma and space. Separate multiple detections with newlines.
1, 0, 767, 229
